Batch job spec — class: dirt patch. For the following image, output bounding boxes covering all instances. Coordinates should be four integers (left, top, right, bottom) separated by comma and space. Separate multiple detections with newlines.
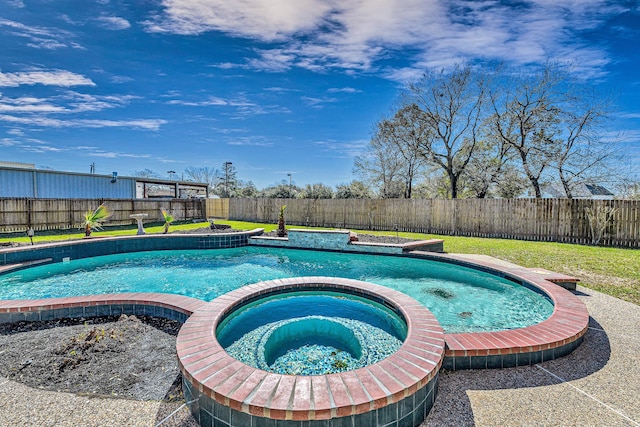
0, 315, 183, 401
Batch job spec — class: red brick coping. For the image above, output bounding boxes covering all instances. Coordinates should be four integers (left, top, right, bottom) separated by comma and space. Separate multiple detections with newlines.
0, 292, 206, 324
176, 277, 445, 422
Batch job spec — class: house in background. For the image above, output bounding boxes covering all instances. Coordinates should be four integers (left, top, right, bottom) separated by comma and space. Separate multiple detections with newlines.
541, 182, 615, 200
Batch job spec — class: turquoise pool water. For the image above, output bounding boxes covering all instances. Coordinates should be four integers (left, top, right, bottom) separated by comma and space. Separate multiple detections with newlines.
0, 246, 553, 333
217, 292, 406, 375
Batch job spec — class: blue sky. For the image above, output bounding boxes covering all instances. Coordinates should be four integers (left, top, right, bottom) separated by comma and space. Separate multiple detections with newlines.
1, 0, 639, 189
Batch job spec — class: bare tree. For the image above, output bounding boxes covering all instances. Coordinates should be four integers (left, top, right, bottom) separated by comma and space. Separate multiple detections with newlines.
215, 162, 238, 198
377, 104, 428, 198
461, 136, 520, 198
406, 64, 489, 198
553, 90, 617, 198
300, 183, 334, 199
131, 169, 161, 178
335, 181, 373, 199
184, 166, 218, 189
489, 65, 563, 198
259, 181, 299, 198
585, 204, 617, 245
617, 177, 640, 199
489, 63, 618, 198
236, 180, 259, 198
494, 168, 529, 198
354, 130, 406, 198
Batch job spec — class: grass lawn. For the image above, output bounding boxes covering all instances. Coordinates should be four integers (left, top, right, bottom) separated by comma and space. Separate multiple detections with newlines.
1, 219, 638, 306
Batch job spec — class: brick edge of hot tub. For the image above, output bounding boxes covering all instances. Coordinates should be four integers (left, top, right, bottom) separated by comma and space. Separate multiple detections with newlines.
177, 277, 445, 427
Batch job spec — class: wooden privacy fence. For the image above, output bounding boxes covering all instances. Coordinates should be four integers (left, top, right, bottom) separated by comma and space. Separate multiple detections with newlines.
225, 198, 640, 248
0, 198, 206, 233
206, 198, 230, 220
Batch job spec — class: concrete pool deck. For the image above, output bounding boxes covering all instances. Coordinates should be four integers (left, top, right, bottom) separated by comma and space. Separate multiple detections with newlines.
0, 285, 637, 426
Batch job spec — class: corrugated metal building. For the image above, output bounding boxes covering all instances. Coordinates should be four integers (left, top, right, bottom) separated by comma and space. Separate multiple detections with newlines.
0, 166, 208, 199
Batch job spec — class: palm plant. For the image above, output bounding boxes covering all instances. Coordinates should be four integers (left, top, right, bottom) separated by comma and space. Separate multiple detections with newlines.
161, 208, 175, 234
82, 204, 111, 236
277, 205, 287, 237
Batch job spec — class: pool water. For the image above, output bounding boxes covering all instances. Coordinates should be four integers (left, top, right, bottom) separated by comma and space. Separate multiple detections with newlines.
0, 246, 554, 333
216, 291, 407, 375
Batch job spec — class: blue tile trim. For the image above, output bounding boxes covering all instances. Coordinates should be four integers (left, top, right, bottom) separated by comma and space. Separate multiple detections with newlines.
444, 336, 585, 370
0, 231, 262, 267
0, 303, 189, 325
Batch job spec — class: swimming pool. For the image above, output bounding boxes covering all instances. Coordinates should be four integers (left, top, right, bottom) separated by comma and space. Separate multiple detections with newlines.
0, 246, 553, 334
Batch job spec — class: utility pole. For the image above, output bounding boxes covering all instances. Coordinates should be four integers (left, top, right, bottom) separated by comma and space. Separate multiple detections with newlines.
287, 173, 292, 198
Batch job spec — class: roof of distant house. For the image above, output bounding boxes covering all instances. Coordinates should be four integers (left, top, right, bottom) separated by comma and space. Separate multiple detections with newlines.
542, 183, 614, 198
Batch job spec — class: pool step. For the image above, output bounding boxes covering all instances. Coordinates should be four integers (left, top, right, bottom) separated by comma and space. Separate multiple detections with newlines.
524, 268, 579, 290
0, 258, 52, 274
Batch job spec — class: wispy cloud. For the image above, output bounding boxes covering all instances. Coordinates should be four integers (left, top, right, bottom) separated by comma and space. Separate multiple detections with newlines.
227, 137, 274, 147
313, 139, 368, 158
145, 0, 624, 78
96, 16, 131, 30
301, 96, 337, 108
166, 93, 290, 117
619, 112, 640, 119
6, 128, 24, 136
212, 62, 240, 69
0, 96, 66, 113
0, 18, 82, 50
1, 139, 171, 162
64, 92, 140, 112
167, 96, 229, 106
327, 87, 361, 93
87, 151, 153, 159
0, 114, 167, 130
1, 136, 64, 153
264, 87, 302, 93
0, 70, 95, 87
0, 92, 139, 114
210, 126, 249, 134
110, 75, 134, 83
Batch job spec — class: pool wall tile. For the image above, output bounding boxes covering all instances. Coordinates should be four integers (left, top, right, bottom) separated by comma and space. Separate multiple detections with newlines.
517, 352, 531, 366
377, 400, 398, 425
502, 353, 518, 368
199, 410, 213, 427
0, 230, 263, 266
542, 348, 555, 362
